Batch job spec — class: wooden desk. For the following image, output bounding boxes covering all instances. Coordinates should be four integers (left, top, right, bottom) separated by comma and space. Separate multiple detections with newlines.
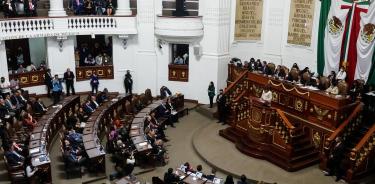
27, 96, 80, 183
81, 94, 132, 174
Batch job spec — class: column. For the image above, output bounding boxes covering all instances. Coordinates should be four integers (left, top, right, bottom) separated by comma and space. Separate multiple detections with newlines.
135, 0, 157, 94
0, 42, 9, 81
116, 0, 133, 16
48, 0, 67, 17
198, 0, 231, 102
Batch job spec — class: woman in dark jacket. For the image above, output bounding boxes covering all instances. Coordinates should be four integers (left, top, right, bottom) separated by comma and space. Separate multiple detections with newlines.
208, 81, 215, 108
90, 72, 99, 94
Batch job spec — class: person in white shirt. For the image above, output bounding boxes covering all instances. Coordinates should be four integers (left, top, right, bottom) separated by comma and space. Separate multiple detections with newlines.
0, 77, 11, 98
26, 63, 37, 72
261, 86, 273, 105
174, 56, 184, 65
336, 67, 347, 81
95, 53, 103, 66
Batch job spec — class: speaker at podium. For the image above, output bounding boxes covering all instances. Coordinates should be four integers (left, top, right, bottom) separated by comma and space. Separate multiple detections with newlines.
173, 0, 188, 16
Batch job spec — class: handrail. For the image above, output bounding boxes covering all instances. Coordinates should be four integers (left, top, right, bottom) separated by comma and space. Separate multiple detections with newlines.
276, 109, 296, 130
233, 90, 247, 102
352, 123, 375, 152
326, 102, 363, 142
224, 71, 247, 95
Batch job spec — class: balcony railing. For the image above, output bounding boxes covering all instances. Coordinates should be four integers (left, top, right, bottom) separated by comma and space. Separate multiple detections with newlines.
0, 16, 137, 40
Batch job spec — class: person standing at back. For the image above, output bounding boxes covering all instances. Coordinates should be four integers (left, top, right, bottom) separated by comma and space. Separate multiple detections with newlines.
63, 68, 75, 96
90, 72, 99, 94
44, 69, 53, 97
208, 81, 215, 108
124, 70, 133, 95
52, 75, 63, 105
216, 89, 227, 124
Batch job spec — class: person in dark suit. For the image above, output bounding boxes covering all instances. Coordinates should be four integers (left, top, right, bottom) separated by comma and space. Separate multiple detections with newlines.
224, 175, 234, 184
237, 175, 248, 184
10, 90, 27, 111
32, 97, 48, 115
216, 89, 227, 124
89, 95, 100, 109
90, 72, 99, 94
160, 86, 172, 99
164, 168, 180, 184
83, 100, 94, 114
325, 137, 345, 181
5, 145, 25, 166
63, 68, 75, 96
44, 69, 53, 97
124, 70, 133, 95
24, 0, 37, 16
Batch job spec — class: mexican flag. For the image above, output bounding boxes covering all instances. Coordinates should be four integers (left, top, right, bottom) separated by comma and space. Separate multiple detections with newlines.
317, 0, 351, 77
353, 1, 375, 83
341, 0, 370, 84
318, 0, 375, 85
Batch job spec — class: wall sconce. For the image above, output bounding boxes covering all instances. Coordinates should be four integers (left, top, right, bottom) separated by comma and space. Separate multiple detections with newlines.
118, 35, 129, 49
56, 36, 68, 52
158, 39, 166, 49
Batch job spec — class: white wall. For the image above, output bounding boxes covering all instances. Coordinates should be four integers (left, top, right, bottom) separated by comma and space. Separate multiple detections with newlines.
0, 42, 9, 81
0, 0, 325, 105
229, 0, 321, 73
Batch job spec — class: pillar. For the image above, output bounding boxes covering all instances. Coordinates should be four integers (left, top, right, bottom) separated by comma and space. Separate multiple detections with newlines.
48, 0, 67, 17
116, 0, 133, 16
0, 42, 9, 81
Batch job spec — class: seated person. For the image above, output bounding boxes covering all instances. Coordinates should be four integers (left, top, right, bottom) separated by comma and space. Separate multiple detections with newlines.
77, 107, 88, 122
11, 90, 27, 111
84, 54, 96, 66
164, 98, 179, 126
195, 165, 206, 178
237, 175, 248, 184
26, 63, 37, 72
65, 146, 86, 165
0, 99, 12, 120
336, 67, 347, 81
96, 89, 109, 104
160, 86, 172, 99
174, 56, 184, 65
5, 144, 25, 166
185, 162, 195, 172
326, 80, 339, 95
23, 113, 37, 130
275, 65, 286, 79
83, 100, 95, 114
164, 168, 180, 184
66, 128, 83, 148
32, 97, 48, 114
206, 168, 216, 181
150, 112, 167, 141
90, 95, 100, 109
291, 63, 299, 70
260, 86, 272, 105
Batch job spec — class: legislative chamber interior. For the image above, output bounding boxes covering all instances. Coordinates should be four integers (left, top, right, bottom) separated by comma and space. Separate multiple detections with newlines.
0, 0, 375, 184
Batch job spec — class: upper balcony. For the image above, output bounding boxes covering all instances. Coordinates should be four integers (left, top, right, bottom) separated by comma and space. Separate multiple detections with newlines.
0, 16, 137, 41
155, 15, 203, 43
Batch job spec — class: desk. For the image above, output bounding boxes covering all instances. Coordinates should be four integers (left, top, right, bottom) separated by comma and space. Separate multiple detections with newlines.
81, 94, 132, 174
27, 95, 80, 183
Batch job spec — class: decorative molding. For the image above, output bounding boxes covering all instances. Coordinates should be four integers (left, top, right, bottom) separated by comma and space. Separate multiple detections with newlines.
56, 36, 68, 52
118, 35, 129, 49
0, 16, 137, 41
155, 16, 203, 43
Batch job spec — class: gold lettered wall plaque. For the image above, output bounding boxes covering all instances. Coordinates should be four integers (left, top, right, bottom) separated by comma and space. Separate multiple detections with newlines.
287, 0, 315, 46
234, 0, 264, 41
